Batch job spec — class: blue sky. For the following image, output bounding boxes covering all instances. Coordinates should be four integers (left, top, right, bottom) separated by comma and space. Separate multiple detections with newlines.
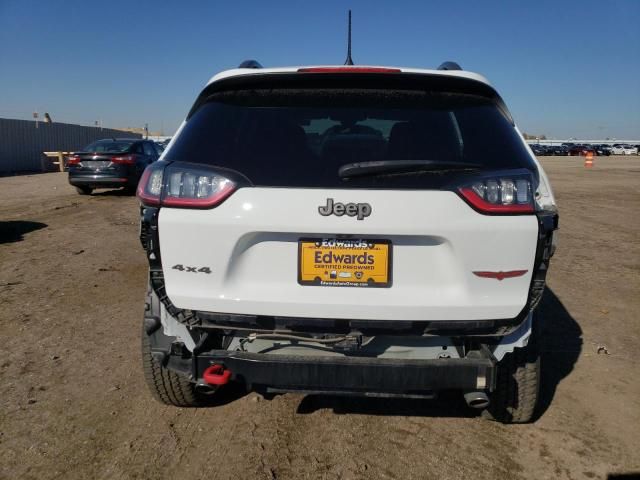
1, 0, 638, 139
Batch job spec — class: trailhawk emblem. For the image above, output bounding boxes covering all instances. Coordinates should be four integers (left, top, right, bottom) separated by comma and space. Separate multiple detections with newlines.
318, 198, 372, 220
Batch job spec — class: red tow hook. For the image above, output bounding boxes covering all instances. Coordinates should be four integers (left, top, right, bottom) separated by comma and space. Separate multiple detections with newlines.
203, 364, 231, 386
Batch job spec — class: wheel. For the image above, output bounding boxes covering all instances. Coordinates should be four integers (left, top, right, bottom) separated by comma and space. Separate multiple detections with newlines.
75, 186, 93, 195
482, 319, 541, 423
141, 285, 206, 407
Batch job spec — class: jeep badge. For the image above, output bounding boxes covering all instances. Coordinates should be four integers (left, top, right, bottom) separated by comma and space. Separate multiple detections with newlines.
318, 198, 372, 220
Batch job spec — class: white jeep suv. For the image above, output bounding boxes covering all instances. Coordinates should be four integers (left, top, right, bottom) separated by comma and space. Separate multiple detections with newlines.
137, 62, 558, 423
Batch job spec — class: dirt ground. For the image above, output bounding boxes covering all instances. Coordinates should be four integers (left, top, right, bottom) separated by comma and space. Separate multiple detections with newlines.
0, 156, 639, 480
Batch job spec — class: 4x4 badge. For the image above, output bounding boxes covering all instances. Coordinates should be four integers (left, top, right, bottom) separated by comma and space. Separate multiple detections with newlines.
318, 198, 372, 220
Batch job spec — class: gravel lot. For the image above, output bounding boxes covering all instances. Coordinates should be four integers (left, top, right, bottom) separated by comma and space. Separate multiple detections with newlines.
1, 156, 639, 480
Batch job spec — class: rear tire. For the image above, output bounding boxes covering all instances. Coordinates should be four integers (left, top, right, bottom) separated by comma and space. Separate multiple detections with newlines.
75, 186, 92, 195
141, 286, 205, 407
482, 320, 541, 423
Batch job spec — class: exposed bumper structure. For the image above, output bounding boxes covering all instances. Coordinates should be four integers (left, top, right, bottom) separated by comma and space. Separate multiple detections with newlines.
188, 351, 496, 394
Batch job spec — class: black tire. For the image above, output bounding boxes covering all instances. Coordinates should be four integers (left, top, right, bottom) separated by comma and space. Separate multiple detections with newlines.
141, 286, 205, 407
482, 320, 541, 423
75, 186, 92, 195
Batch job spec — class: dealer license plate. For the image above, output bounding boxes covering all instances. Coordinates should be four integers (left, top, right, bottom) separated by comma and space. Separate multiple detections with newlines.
298, 238, 392, 287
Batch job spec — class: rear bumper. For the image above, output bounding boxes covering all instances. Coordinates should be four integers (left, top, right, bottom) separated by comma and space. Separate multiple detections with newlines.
68, 168, 138, 188
69, 175, 131, 188
178, 351, 496, 394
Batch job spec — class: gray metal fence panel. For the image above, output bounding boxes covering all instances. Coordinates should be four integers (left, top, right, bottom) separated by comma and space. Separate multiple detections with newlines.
0, 118, 142, 173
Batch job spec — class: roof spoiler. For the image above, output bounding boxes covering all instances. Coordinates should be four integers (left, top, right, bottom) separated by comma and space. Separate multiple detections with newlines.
437, 61, 462, 71
191, 68, 514, 125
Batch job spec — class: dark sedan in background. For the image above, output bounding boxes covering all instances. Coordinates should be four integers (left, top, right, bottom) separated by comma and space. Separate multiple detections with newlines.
530, 144, 548, 156
550, 145, 570, 155
530, 144, 568, 156
67, 139, 160, 195
592, 144, 612, 156
568, 145, 597, 156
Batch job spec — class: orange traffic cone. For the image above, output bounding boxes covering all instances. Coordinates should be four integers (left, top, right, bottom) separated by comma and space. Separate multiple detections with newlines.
584, 151, 594, 168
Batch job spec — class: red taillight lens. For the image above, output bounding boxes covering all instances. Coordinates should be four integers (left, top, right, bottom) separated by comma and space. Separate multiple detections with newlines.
162, 165, 236, 208
297, 67, 401, 73
137, 165, 163, 206
112, 154, 136, 165
137, 163, 238, 209
67, 155, 81, 165
457, 174, 535, 214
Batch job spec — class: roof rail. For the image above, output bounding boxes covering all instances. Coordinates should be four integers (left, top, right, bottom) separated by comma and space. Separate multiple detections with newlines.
238, 60, 263, 69
437, 61, 462, 71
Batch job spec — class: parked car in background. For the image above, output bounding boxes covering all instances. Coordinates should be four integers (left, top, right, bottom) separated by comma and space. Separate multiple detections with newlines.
550, 145, 570, 155
530, 144, 548, 156
568, 145, 596, 156
158, 138, 172, 149
610, 144, 638, 155
67, 138, 161, 195
592, 144, 611, 156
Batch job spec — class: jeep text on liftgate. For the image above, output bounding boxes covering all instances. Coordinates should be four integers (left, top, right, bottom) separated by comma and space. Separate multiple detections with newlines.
137, 59, 558, 423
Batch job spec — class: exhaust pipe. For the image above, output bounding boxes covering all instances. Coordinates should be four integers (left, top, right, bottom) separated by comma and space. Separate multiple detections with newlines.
464, 391, 490, 409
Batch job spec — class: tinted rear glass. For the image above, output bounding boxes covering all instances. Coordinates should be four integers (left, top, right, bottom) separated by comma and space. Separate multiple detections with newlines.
84, 141, 133, 153
166, 89, 536, 188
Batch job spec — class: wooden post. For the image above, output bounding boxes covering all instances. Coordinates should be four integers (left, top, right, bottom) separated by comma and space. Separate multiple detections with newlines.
42, 152, 70, 172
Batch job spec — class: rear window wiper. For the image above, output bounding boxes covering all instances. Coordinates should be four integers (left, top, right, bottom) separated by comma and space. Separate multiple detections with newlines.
338, 160, 482, 179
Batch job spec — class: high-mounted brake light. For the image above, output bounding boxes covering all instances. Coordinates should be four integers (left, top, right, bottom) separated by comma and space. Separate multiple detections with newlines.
297, 67, 401, 74
457, 173, 535, 214
136, 162, 238, 209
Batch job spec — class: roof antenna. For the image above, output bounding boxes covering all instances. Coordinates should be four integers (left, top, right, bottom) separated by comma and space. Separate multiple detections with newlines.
344, 10, 354, 65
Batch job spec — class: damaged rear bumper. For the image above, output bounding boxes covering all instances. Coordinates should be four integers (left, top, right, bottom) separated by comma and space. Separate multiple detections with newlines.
165, 349, 496, 395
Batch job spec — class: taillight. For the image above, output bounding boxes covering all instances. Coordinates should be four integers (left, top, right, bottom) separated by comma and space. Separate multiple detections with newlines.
457, 171, 535, 214
112, 154, 136, 165
136, 162, 238, 209
137, 165, 164, 206
67, 155, 81, 166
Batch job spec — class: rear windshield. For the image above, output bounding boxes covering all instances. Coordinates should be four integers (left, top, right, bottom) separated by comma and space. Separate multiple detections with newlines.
166, 89, 536, 188
84, 141, 133, 153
